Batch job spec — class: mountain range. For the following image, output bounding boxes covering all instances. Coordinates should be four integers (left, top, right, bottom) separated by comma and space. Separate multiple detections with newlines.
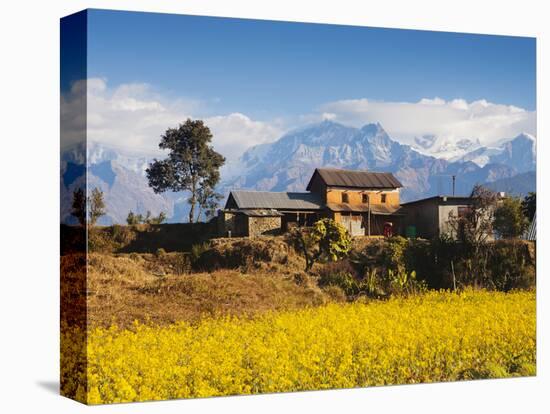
222, 121, 535, 201
60, 121, 536, 224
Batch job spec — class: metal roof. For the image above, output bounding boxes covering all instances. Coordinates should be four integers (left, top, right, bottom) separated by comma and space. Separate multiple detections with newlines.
226, 191, 324, 210
400, 195, 474, 206
306, 168, 403, 190
326, 202, 404, 216
237, 209, 284, 217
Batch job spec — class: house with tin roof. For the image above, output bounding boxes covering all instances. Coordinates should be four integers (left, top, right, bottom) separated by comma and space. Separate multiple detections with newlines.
219, 168, 404, 237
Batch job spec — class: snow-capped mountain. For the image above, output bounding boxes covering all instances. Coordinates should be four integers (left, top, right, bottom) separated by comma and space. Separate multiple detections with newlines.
61, 142, 188, 225
222, 121, 534, 202
61, 122, 536, 224
412, 135, 482, 160
451, 133, 536, 171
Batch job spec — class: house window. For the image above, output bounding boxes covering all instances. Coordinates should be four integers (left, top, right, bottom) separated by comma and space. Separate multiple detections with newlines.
342, 193, 349, 203
362, 193, 369, 204
381, 194, 387, 203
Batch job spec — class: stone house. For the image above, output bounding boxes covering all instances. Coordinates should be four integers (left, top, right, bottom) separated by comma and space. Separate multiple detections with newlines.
218, 191, 324, 237
218, 209, 283, 238
219, 168, 404, 237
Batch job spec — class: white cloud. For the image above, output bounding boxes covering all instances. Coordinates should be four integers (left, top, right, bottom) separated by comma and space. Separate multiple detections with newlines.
61, 78, 284, 161
317, 97, 536, 151
206, 113, 283, 160
62, 78, 536, 163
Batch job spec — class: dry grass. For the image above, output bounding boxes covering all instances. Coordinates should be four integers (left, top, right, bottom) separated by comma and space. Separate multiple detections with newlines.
86, 222, 214, 253
86, 253, 332, 328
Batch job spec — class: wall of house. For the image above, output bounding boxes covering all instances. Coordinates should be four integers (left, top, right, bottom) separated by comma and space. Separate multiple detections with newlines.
218, 211, 249, 237
401, 201, 440, 239
307, 174, 328, 203
218, 211, 236, 237
248, 216, 282, 237
438, 203, 496, 241
339, 212, 365, 236
282, 211, 321, 231
325, 188, 400, 207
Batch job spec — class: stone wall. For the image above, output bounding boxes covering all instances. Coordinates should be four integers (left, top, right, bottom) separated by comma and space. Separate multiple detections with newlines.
218, 211, 248, 237
248, 216, 282, 237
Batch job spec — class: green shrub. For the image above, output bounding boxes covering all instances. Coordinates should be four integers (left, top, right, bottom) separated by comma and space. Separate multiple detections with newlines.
288, 218, 352, 272
387, 269, 427, 296
318, 270, 358, 297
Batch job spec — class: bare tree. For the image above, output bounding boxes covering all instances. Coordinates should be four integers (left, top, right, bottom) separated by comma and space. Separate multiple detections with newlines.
447, 185, 498, 249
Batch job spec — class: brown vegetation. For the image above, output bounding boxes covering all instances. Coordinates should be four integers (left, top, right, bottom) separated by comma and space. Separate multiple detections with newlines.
83, 222, 215, 253
193, 236, 302, 272
62, 226, 536, 330
85, 252, 332, 328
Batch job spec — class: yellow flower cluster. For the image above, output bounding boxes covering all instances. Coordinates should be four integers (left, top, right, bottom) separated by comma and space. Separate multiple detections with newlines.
61, 290, 536, 404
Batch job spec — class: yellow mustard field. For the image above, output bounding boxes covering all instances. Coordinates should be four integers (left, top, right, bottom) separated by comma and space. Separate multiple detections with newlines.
62, 290, 536, 404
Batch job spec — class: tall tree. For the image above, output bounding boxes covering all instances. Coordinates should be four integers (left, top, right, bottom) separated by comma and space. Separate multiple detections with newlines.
521, 192, 536, 222
197, 185, 223, 221
71, 188, 86, 226
494, 197, 528, 239
89, 188, 106, 226
146, 119, 225, 223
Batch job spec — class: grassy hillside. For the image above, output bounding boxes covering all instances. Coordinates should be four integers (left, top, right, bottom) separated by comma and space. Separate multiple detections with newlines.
85, 252, 333, 328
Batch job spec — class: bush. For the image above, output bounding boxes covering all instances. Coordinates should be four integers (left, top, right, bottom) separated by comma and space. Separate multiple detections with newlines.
318, 260, 360, 297
317, 257, 425, 299
288, 219, 352, 272
354, 236, 410, 274
404, 237, 535, 291
494, 197, 529, 239
319, 270, 358, 297
348, 236, 534, 294
485, 240, 535, 291
191, 242, 210, 264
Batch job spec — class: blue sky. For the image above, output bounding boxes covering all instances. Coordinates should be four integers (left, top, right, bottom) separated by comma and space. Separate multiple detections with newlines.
87, 9, 536, 117
61, 9, 537, 161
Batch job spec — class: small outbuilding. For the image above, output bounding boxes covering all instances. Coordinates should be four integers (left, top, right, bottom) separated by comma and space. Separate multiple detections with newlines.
400, 195, 475, 239
220, 190, 325, 237
218, 208, 284, 238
